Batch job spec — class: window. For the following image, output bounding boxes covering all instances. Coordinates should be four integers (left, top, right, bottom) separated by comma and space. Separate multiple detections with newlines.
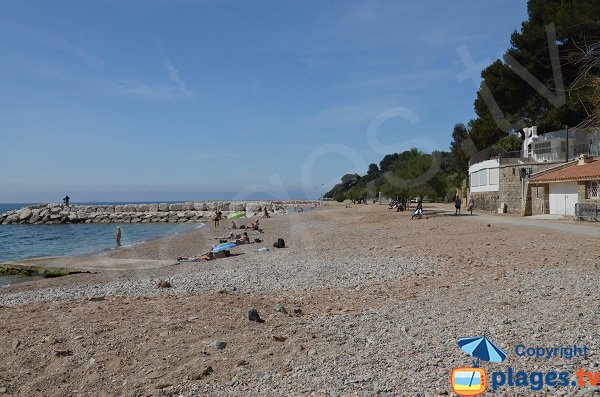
588, 181, 599, 198
489, 168, 499, 185
471, 172, 479, 187
534, 141, 552, 154
479, 169, 488, 186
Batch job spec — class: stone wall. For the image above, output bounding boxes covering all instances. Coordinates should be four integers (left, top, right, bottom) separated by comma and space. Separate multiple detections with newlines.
469, 191, 500, 213
0, 201, 319, 225
528, 184, 549, 215
470, 162, 562, 215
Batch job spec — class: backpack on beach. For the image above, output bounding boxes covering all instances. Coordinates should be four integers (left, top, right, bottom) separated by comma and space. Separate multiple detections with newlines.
273, 238, 285, 248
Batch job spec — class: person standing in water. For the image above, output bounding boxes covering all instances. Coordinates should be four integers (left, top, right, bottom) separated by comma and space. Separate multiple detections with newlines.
115, 226, 122, 247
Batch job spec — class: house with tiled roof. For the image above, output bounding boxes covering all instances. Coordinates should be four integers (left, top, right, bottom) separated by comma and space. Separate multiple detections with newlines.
529, 155, 600, 216
468, 126, 600, 217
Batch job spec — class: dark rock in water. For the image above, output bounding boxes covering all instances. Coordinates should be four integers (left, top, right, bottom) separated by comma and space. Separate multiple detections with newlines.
247, 308, 264, 323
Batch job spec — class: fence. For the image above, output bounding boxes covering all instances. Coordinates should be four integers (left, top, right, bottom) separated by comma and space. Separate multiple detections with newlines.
470, 141, 600, 166
575, 203, 598, 221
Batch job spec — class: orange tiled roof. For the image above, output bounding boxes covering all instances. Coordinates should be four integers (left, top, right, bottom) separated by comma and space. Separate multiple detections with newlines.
531, 159, 600, 183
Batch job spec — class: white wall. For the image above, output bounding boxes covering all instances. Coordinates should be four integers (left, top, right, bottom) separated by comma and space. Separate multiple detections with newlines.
469, 159, 500, 193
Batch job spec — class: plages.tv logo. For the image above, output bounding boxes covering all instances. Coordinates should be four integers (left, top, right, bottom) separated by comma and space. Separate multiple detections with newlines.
450, 336, 507, 396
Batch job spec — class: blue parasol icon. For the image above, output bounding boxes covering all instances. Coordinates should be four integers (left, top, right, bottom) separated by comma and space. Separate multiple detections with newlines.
458, 336, 507, 364
211, 242, 237, 253
457, 336, 507, 388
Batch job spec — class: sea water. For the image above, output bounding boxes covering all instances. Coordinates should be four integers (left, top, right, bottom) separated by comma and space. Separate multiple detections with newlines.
0, 203, 199, 286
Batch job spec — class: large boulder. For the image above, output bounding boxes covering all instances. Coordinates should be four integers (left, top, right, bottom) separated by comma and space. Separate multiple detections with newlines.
216, 202, 230, 211
50, 206, 62, 214
18, 209, 33, 221
193, 202, 207, 211
246, 202, 262, 213
158, 203, 169, 212
230, 203, 245, 211
4, 215, 18, 224
169, 204, 183, 211
123, 205, 137, 213
29, 214, 42, 224
149, 204, 159, 212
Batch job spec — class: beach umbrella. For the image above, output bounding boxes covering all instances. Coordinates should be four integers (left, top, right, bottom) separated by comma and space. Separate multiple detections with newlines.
227, 211, 245, 220
458, 336, 507, 363
211, 242, 237, 253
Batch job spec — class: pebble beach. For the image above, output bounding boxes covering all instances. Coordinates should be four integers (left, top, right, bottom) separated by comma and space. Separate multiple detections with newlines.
1, 204, 599, 396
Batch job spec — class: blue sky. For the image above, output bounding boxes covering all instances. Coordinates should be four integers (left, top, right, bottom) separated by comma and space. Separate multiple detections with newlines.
0, 0, 528, 202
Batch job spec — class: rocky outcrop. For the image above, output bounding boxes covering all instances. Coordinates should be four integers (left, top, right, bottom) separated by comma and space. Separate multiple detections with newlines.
0, 201, 318, 225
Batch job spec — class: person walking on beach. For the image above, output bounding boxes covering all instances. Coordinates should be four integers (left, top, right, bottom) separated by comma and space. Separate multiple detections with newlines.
467, 197, 475, 215
213, 210, 222, 228
115, 226, 122, 247
454, 195, 462, 215
264, 207, 270, 218
63, 195, 70, 206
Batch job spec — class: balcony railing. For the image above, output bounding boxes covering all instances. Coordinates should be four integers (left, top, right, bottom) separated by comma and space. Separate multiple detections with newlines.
470, 142, 600, 167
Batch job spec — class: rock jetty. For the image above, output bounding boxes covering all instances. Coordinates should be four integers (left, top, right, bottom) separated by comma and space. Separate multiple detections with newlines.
0, 201, 318, 225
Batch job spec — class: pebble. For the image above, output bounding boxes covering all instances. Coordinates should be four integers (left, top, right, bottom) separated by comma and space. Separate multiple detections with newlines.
290, 306, 303, 315
273, 304, 288, 314
212, 341, 227, 350
248, 308, 264, 323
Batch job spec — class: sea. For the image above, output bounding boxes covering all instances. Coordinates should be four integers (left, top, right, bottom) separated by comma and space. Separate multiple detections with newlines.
0, 202, 200, 287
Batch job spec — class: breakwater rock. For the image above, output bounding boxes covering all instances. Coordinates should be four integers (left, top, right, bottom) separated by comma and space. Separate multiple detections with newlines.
0, 201, 318, 225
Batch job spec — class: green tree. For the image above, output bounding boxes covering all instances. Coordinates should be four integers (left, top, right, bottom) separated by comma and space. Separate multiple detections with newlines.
366, 163, 380, 180
381, 148, 449, 202
465, 0, 600, 156
448, 123, 471, 180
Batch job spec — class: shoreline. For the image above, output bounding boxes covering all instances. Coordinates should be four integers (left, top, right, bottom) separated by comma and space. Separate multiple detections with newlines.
0, 206, 321, 278
1, 204, 598, 396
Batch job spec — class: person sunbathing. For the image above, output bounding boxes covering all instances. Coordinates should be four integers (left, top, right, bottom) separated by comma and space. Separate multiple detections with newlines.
230, 232, 251, 245
213, 232, 235, 240
195, 251, 215, 261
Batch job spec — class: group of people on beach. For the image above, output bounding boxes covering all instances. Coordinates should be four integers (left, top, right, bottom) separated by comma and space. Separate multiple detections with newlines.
387, 195, 475, 219
177, 210, 270, 263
